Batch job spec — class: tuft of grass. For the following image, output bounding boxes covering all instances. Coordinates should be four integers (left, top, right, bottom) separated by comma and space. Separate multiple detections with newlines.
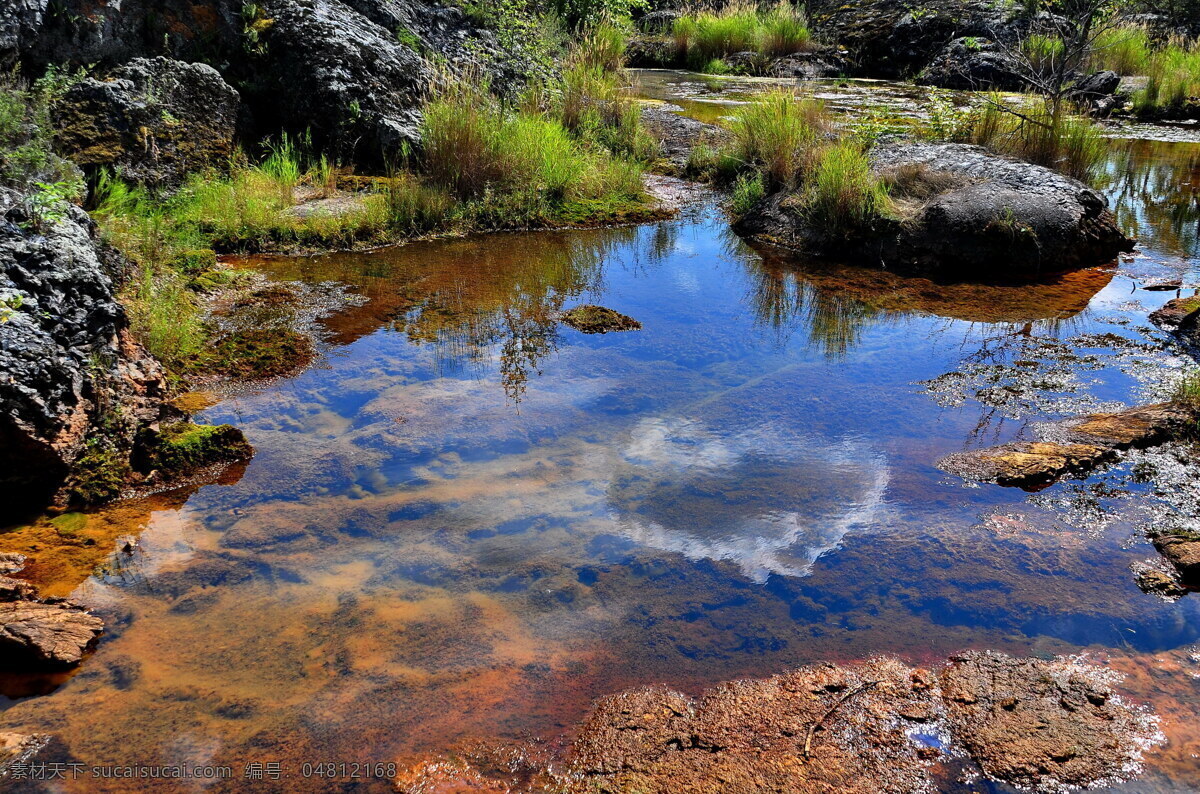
965, 100, 1106, 183
1091, 25, 1153, 75
729, 171, 766, 217
724, 89, 828, 188
802, 141, 893, 235
1174, 369, 1200, 411
672, 2, 812, 70
1134, 36, 1200, 118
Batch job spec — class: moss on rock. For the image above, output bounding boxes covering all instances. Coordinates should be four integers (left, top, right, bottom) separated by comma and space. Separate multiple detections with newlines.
137, 422, 253, 478
560, 305, 642, 334
197, 327, 314, 380
65, 446, 132, 506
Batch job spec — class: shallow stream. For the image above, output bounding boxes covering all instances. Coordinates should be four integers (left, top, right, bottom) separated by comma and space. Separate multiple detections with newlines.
3, 72, 1200, 792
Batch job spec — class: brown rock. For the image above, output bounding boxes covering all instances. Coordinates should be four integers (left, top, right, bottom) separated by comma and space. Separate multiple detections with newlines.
1133, 563, 1188, 599
941, 651, 1158, 790
938, 441, 1114, 489
1152, 530, 1200, 585
0, 600, 104, 668
560, 305, 642, 335
1149, 295, 1200, 329
0, 574, 36, 602
1064, 403, 1192, 448
566, 657, 942, 794
0, 552, 26, 575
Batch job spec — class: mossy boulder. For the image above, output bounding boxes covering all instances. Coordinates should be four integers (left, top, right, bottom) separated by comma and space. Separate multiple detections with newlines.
64, 446, 133, 506
560, 305, 642, 334
54, 58, 240, 188
137, 422, 253, 479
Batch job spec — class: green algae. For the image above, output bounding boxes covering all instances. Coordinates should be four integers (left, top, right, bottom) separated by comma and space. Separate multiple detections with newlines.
137, 422, 253, 477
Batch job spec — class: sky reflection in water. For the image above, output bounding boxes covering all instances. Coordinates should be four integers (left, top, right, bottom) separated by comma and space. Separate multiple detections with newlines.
3, 76, 1200, 792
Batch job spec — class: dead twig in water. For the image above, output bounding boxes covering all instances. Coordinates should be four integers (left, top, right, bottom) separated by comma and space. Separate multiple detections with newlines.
802, 680, 880, 761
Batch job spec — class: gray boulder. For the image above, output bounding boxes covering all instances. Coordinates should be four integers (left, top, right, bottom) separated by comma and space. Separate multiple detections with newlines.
917, 37, 1027, 90
54, 58, 240, 188
0, 187, 167, 509
0, 0, 46, 68
734, 142, 1133, 276
254, 0, 430, 162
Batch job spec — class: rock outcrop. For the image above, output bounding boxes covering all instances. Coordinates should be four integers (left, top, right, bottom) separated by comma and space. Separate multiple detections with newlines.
916, 37, 1026, 91
54, 57, 240, 188
1152, 528, 1200, 586
397, 652, 1160, 793
938, 402, 1194, 489
735, 142, 1133, 276
0, 187, 167, 509
941, 651, 1158, 790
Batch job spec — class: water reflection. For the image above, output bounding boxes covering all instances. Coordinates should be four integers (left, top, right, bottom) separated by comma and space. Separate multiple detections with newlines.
1100, 139, 1200, 262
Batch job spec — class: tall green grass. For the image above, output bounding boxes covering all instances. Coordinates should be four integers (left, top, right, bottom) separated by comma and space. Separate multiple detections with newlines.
968, 100, 1107, 182
1091, 25, 1153, 75
1135, 37, 1200, 117
724, 89, 827, 187
672, 2, 813, 71
804, 142, 892, 234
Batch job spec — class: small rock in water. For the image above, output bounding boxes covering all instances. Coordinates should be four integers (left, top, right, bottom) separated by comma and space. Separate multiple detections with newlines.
1133, 562, 1189, 599
0, 601, 104, 669
560, 305, 642, 334
1151, 528, 1200, 586
0, 732, 51, 777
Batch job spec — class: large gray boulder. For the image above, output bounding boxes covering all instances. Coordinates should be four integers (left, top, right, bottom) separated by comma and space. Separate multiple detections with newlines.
54, 58, 241, 188
252, 0, 431, 161
734, 142, 1133, 276
917, 37, 1027, 90
0, 187, 166, 509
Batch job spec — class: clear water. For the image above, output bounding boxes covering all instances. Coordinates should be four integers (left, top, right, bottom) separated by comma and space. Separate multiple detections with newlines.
3, 73, 1200, 792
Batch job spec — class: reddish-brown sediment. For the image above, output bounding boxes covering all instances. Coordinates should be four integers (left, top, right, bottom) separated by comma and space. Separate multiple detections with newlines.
395, 652, 1161, 794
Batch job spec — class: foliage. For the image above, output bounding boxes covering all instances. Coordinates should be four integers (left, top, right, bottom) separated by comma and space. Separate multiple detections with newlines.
548, 0, 646, 29
1134, 36, 1200, 116
729, 171, 766, 216
1091, 24, 1153, 74
0, 67, 85, 197
1174, 369, 1200, 410
965, 100, 1106, 182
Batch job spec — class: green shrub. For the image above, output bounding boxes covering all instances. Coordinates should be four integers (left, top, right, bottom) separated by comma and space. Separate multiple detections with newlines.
0, 68, 85, 196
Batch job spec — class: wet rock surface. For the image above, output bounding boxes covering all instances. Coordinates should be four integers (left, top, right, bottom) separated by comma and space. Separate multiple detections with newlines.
941, 651, 1158, 790
737, 142, 1132, 275
54, 57, 240, 188
0, 187, 167, 509
0, 731, 50, 777
917, 37, 1026, 91
1151, 529, 1200, 586
0, 601, 103, 669
641, 105, 728, 176
397, 652, 1160, 793
938, 402, 1194, 489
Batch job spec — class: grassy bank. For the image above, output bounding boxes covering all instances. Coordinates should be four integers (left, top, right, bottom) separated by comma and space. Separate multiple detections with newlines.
1090, 25, 1200, 118
89, 45, 656, 375
668, 2, 814, 73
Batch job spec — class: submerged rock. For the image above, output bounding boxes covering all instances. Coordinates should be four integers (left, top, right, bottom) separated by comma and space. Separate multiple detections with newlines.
54, 57, 240, 188
938, 402, 1194, 489
397, 652, 1160, 793
0, 600, 104, 669
0, 732, 51, 778
560, 305, 642, 334
941, 650, 1158, 790
735, 143, 1132, 275
0, 187, 167, 509
940, 441, 1115, 490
